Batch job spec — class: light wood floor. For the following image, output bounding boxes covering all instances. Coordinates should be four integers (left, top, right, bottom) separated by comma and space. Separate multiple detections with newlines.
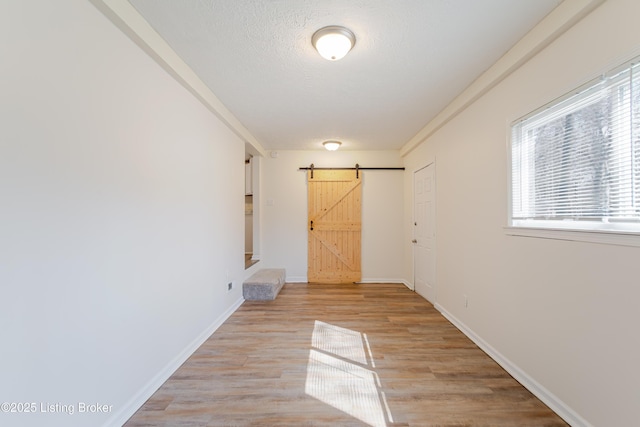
125, 283, 568, 426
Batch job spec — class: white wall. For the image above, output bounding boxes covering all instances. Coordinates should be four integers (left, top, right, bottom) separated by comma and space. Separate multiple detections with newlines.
0, 1, 245, 426
261, 150, 405, 283
403, 0, 640, 426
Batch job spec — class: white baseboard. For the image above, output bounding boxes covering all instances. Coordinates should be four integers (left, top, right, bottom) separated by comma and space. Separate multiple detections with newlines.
359, 278, 414, 290
401, 279, 414, 290
282, 277, 414, 288
435, 303, 591, 427
104, 297, 245, 427
285, 275, 308, 283
283, 277, 413, 287
395, 279, 414, 290
359, 277, 405, 283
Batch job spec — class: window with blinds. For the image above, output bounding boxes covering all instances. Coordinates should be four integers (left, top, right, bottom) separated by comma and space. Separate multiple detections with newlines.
510, 57, 640, 234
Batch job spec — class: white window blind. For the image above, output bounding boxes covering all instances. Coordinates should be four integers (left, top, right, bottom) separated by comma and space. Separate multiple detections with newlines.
511, 58, 640, 233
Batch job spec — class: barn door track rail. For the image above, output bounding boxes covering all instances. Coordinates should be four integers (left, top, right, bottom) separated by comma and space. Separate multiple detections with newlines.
300, 163, 405, 179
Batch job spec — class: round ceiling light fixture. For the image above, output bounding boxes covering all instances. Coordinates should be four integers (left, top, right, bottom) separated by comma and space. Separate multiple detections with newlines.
322, 140, 342, 151
312, 26, 356, 61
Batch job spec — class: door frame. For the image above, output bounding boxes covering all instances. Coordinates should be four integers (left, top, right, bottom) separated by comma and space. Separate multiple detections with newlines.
412, 161, 436, 303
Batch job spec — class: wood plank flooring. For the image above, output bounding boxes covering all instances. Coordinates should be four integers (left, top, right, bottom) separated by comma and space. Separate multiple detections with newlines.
125, 283, 568, 426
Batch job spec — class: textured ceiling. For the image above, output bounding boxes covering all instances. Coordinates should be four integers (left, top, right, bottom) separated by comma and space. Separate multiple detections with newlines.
128, 0, 562, 151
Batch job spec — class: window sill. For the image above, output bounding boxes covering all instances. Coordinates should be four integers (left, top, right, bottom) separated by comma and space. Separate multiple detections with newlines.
504, 225, 640, 248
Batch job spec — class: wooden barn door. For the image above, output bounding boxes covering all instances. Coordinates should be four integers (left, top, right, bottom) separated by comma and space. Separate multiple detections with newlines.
307, 170, 362, 283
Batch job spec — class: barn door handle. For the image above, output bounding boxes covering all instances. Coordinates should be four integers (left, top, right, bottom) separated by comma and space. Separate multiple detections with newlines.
310, 220, 314, 231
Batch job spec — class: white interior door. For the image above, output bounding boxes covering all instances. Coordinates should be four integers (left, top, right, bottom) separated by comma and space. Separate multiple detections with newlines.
413, 164, 435, 303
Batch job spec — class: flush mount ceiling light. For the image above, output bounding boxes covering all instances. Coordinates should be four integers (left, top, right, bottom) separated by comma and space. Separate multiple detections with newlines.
312, 26, 356, 61
322, 140, 342, 151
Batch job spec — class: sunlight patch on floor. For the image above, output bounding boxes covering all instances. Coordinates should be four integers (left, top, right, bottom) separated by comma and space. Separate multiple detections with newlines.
311, 320, 368, 365
305, 320, 392, 427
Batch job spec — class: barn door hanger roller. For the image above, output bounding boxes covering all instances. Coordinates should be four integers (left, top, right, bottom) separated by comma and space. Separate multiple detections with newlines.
299, 163, 405, 179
